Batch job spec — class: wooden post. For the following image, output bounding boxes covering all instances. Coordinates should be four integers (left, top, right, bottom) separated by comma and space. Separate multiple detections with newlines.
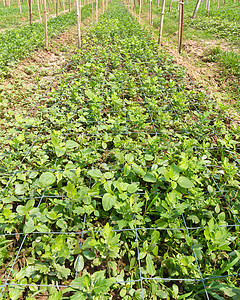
46, 0, 50, 12
68, 0, 71, 11
157, 0, 159, 7
103, 0, 104, 13
96, 0, 98, 21
192, 0, 201, 18
36, 0, 42, 22
138, 0, 141, 22
178, 0, 184, 53
158, 0, 166, 44
169, 0, 173, 11
131, 0, 133, 11
134, 0, 136, 13
75, 0, 81, 48
149, 0, 152, 26
18, 0, 22, 13
43, 0, 48, 47
56, 0, 59, 16
63, 0, 65, 12
207, 0, 210, 17
28, 0, 33, 24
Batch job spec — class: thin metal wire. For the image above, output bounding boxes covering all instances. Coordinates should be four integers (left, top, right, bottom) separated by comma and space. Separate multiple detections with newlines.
181, 213, 210, 299
74, 51, 111, 277
1, 5, 240, 298
140, 51, 240, 228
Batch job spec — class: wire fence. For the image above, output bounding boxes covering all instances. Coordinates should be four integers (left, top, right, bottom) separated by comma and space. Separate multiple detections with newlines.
0, 1, 240, 299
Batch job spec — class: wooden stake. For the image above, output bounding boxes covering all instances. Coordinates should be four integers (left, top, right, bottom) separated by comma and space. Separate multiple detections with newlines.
75, 0, 81, 48
18, 0, 22, 13
178, 0, 184, 53
68, 0, 71, 11
63, 0, 65, 12
28, 0, 33, 24
36, 0, 42, 22
56, 0, 59, 16
46, 0, 50, 12
103, 0, 104, 13
149, 0, 152, 26
138, 0, 141, 22
43, 0, 48, 47
169, 0, 173, 11
158, 0, 166, 44
207, 0, 210, 17
96, 0, 98, 21
192, 0, 201, 18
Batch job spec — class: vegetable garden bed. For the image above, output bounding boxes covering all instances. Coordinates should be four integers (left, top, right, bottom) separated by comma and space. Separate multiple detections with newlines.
0, 0, 240, 299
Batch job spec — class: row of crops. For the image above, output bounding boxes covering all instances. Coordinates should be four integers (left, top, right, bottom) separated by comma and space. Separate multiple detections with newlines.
185, 1, 240, 46
0, 0, 58, 30
0, 0, 240, 299
0, 2, 95, 78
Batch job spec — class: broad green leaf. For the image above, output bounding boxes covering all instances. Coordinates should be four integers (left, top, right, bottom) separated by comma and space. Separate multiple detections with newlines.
38, 172, 56, 188
15, 184, 25, 195
55, 146, 66, 157
145, 154, 154, 161
104, 172, 114, 179
49, 291, 63, 300
127, 183, 139, 193
51, 133, 59, 147
66, 140, 79, 149
88, 169, 102, 178
9, 288, 23, 300
177, 176, 194, 189
143, 173, 156, 183
16, 205, 27, 215
215, 203, 220, 213
207, 185, 214, 194
102, 193, 116, 211
151, 231, 160, 243
70, 291, 85, 300
156, 290, 168, 298
36, 224, 50, 232
66, 182, 77, 198
125, 153, 134, 164
75, 255, 84, 272
132, 163, 145, 176
169, 164, 180, 181
172, 284, 179, 298
146, 253, 156, 276
23, 217, 35, 234
83, 250, 95, 260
